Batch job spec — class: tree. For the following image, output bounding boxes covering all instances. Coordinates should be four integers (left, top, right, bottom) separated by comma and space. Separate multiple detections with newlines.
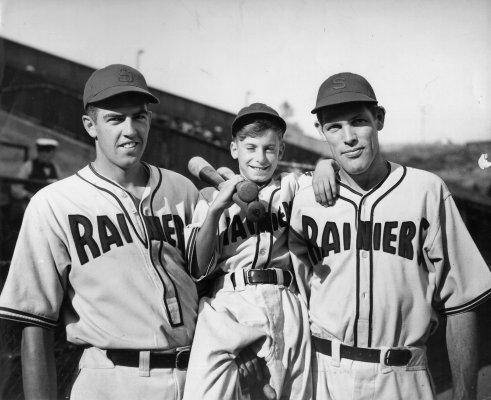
279, 101, 294, 120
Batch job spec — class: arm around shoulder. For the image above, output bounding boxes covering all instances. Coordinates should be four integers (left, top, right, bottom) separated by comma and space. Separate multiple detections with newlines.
21, 325, 57, 400
312, 158, 339, 206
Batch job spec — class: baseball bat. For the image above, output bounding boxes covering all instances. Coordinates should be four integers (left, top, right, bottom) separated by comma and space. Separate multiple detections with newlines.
216, 166, 235, 180
215, 167, 259, 203
189, 157, 260, 203
188, 157, 225, 188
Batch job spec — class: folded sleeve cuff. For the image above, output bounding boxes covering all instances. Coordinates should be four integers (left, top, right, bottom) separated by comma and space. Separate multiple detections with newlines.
440, 288, 491, 316
0, 306, 58, 329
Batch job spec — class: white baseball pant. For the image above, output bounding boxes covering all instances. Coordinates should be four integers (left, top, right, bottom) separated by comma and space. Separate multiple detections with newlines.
70, 347, 187, 400
313, 339, 435, 400
182, 275, 312, 400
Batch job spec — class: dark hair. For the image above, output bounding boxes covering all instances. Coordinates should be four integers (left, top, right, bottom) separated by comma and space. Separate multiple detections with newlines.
85, 104, 99, 122
234, 118, 285, 141
316, 102, 381, 126
84, 93, 151, 123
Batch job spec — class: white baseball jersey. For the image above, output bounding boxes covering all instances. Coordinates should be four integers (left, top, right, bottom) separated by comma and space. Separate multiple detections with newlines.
187, 172, 309, 278
289, 162, 491, 400
183, 172, 312, 400
0, 163, 199, 350
289, 162, 491, 349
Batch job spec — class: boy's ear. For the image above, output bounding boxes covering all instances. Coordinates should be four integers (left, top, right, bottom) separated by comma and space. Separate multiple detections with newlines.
375, 106, 385, 131
278, 141, 285, 161
82, 115, 98, 140
230, 140, 238, 159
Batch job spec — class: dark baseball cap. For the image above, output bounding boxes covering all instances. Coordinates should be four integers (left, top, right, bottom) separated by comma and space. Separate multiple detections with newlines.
83, 64, 159, 108
232, 103, 286, 136
311, 72, 377, 114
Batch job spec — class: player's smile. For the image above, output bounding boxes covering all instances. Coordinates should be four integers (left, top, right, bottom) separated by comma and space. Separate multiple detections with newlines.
118, 139, 140, 150
342, 146, 365, 158
249, 164, 270, 172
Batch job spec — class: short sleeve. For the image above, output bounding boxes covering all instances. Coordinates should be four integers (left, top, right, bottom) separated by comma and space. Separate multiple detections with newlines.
298, 172, 313, 190
0, 194, 70, 328
279, 171, 313, 196
185, 189, 220, 281
429, 194, 491, 315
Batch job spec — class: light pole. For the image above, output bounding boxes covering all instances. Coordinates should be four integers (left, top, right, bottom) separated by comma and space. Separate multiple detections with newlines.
245, 90, 251, 106
136, 49, 144, 70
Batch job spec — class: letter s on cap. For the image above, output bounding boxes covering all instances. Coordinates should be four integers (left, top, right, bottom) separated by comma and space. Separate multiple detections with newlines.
332, 77, 346, 90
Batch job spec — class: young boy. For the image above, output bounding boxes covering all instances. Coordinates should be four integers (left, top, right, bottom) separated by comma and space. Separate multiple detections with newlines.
182, 103, 334, 400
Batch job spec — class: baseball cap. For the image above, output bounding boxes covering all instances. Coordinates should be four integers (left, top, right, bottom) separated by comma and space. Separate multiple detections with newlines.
83, 64, 159, 108
36, 138, 59, 149
311, 72, 377, 114
231, 103, 287, 136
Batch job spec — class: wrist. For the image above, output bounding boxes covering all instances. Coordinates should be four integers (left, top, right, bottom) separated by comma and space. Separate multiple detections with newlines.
208, 204, 225, 218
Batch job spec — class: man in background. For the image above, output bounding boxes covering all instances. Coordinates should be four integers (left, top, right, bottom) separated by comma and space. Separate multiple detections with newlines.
11, 137, 60, 202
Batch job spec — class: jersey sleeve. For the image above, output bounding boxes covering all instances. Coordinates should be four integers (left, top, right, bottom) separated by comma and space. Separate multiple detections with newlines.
0, 193, 70, 328
288, 190, 316, 305
428, 193, 491, 315
185, 189, 220, 281
298, 173, 313, 190
279, 171, 313, 197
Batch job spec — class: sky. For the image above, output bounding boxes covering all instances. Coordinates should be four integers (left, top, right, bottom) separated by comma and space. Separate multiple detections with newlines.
0, 0, 490, 144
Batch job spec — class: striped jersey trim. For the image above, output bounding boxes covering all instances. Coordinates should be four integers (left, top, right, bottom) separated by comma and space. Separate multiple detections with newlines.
186, 226, 199, 275
0, 307, 58, 329
442, 288, 491, 315
186, 226, 217, 280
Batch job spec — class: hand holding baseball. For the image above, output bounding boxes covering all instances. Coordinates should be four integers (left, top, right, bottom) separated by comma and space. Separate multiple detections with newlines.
210, 175, 244, 214
188, 157, 266, 222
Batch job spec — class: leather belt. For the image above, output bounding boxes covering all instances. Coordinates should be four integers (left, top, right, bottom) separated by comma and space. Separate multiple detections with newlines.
312, 336, 412, 366
106, 349, 190, 370
230, 268, 293, 288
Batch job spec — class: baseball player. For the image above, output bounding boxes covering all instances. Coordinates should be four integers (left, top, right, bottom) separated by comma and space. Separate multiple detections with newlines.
0, 64, 200, 399
182, 103, 338, 400
289, 72, 491, 400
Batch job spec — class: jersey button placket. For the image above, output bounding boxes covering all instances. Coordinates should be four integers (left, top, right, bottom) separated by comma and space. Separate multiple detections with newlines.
358, 202, 371, 347
127, 192, 145, 237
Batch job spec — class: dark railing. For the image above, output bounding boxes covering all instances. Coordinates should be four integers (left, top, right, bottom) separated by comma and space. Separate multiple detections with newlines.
0, 141, 28, 161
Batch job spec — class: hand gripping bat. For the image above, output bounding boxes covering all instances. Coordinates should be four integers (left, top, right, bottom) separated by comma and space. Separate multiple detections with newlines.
188, 157, 266, 222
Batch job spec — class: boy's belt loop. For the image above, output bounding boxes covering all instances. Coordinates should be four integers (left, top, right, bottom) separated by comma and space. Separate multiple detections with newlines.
139, 350, 151, 377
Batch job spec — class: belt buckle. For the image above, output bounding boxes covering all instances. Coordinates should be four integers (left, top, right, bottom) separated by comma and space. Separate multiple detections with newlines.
384, 349, 412, 366
282, 270, 293, 286
246, 269, 262, 284
175, 349, 190, 370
